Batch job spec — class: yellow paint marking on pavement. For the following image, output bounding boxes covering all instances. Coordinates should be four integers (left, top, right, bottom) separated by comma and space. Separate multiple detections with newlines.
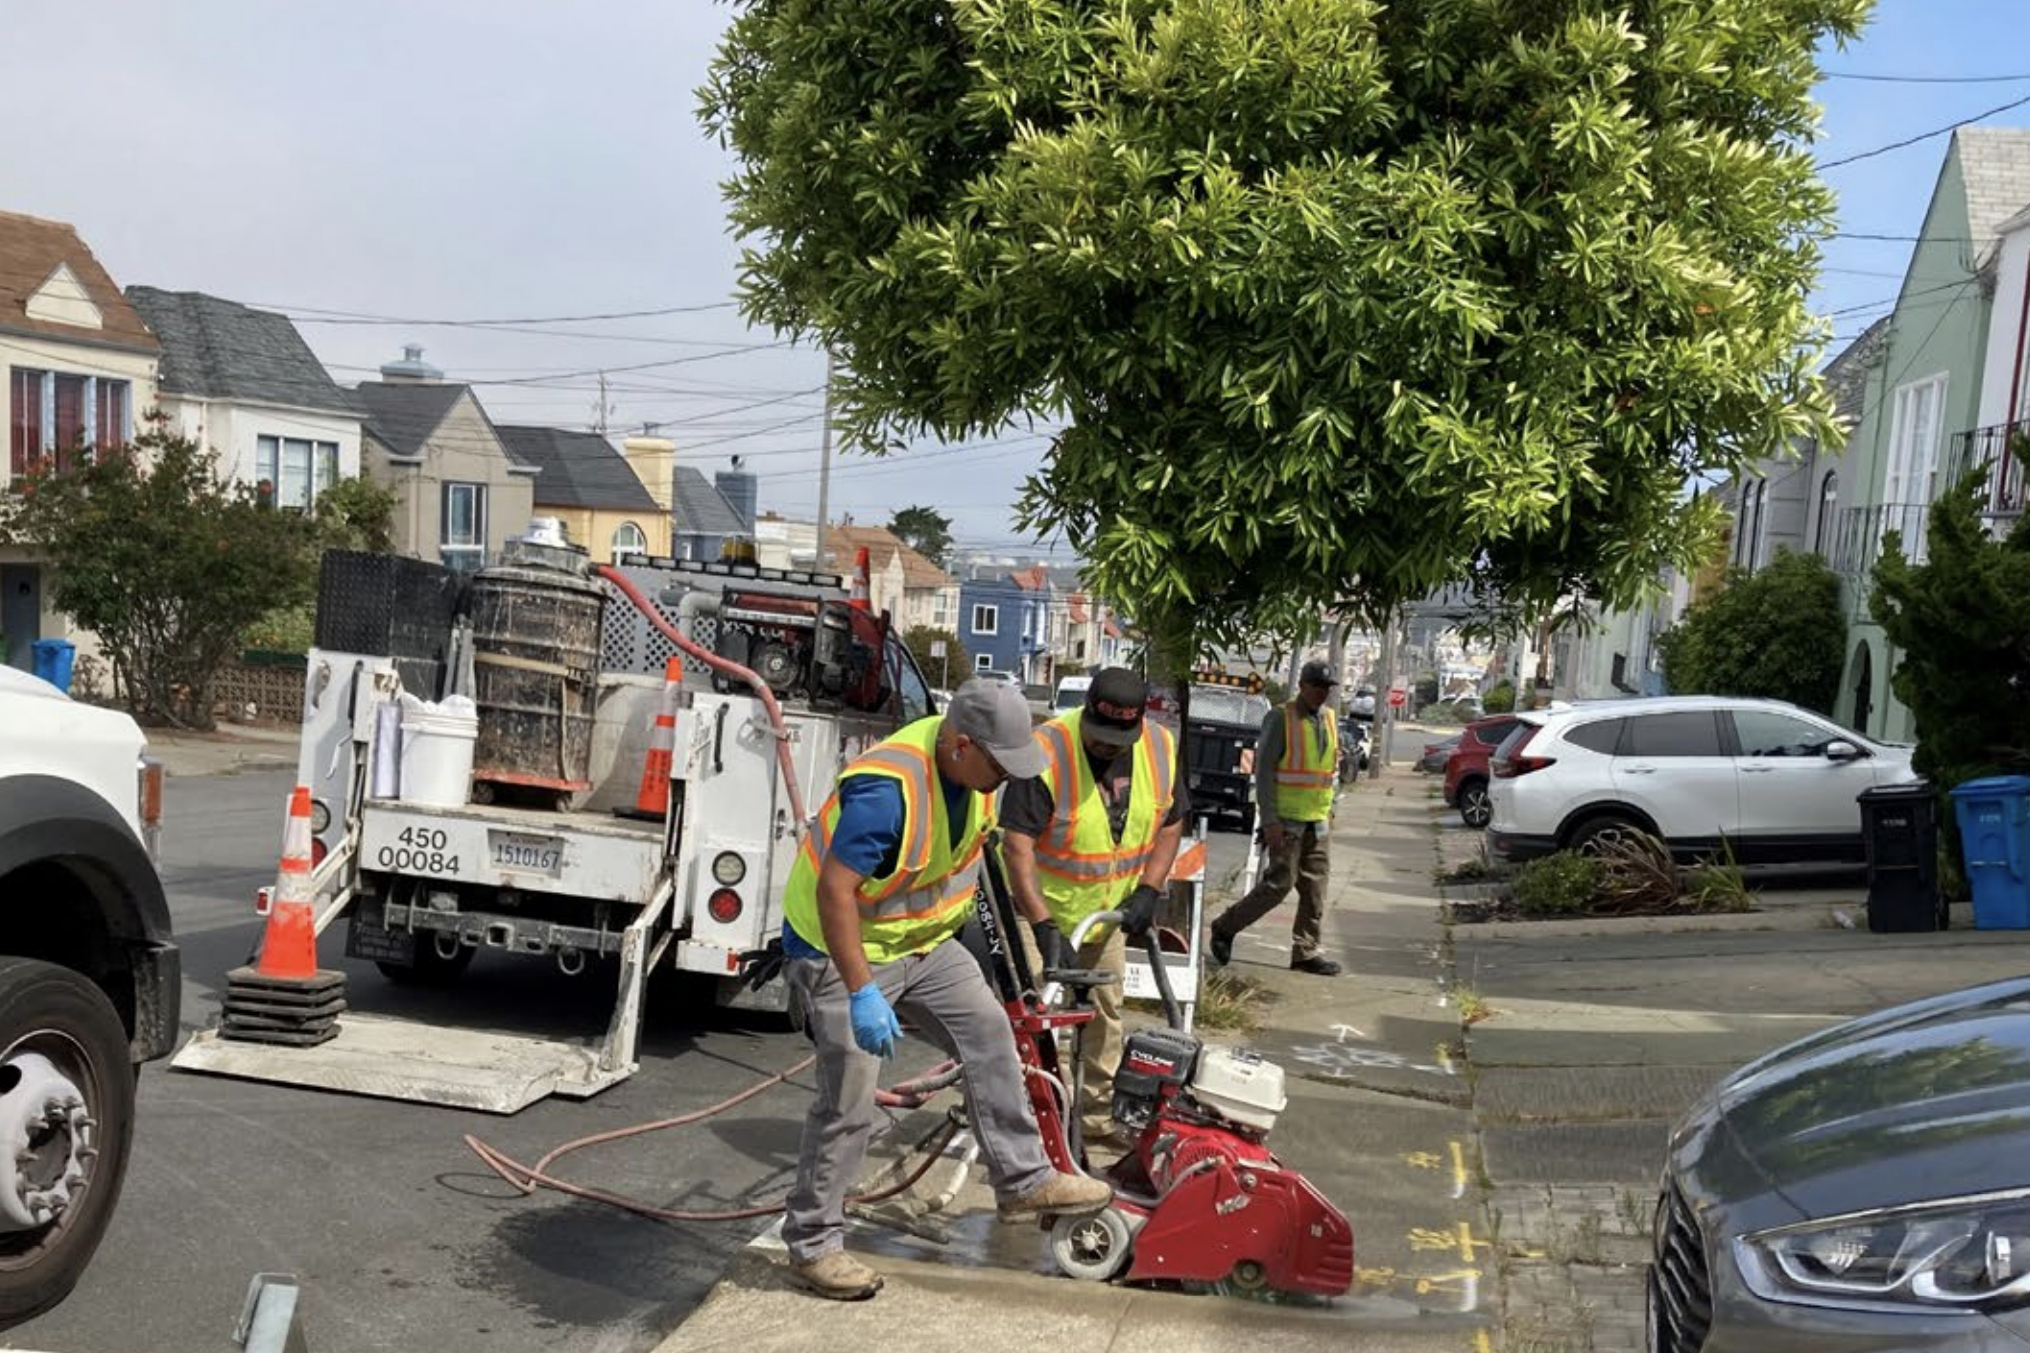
1450, 1139, 1469, 1198
1404, 1150, 1443, 1171
1355, 1265, 1400, 1292
1473, 1329, 1494, 1353
1456, 1221, 1492, 1263
1410, 1227, 1461, 1253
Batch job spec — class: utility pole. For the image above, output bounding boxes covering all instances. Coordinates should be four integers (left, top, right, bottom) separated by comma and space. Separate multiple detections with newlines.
592, 372, 612, 435
815, 355, 834, 574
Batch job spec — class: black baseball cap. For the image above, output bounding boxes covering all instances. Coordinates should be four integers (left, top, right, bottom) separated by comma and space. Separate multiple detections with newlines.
1081, 667, 1148, 748
1299, 660, 1340, 688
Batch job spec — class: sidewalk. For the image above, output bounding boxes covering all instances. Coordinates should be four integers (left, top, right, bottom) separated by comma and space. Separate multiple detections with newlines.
655, 770, 1491, 1353
143, 721, 299, 778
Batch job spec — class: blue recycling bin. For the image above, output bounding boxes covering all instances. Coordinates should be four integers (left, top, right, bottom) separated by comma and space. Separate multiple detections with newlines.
1951, 776, 2030, 929
30, 639, 75, 695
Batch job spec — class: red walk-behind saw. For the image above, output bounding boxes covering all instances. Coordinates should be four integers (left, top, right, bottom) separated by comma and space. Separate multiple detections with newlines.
971, 835, 1354, 1297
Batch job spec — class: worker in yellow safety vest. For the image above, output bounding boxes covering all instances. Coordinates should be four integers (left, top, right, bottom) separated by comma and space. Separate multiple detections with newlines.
1207, 660, 1345, 976
776, 678, 1112, 1302
1003, 666, 1187, 1152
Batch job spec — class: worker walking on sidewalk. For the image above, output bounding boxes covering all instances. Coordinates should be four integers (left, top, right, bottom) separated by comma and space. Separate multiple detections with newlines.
1208, 660, 1344, 976
1003, 667, 1187, 1153
778, 679, 1113, 1301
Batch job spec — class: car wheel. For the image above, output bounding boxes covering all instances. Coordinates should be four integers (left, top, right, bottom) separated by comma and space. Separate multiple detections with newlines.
376, 932, 476, 987
0, 958, 136, 1328
1458, 779, 1492, 829
1566, 814, 1643, 856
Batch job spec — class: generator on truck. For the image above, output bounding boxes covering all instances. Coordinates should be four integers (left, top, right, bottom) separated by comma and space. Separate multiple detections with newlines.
171, 522, 937, 1113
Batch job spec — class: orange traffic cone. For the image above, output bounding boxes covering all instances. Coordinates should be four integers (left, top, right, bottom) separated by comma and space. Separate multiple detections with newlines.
849, 547, 872, 611
220, 785, 346, 1046
623, 658, 683, 820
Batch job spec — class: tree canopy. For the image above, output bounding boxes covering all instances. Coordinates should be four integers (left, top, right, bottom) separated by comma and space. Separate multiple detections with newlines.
887, 504, 955, 567
1655, 548, 1844, 712
702, 0, 1867, 655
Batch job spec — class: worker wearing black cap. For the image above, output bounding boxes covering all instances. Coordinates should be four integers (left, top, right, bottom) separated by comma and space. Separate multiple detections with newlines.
1002, 666, 1189, 1150
1207, 659, 1344, 976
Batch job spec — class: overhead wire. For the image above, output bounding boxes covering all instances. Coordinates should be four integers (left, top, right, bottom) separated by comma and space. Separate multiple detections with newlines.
1819, 90, 2030, 169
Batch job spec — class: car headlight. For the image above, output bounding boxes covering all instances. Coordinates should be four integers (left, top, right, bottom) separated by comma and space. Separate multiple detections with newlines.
1740, 1191, 2030, 1311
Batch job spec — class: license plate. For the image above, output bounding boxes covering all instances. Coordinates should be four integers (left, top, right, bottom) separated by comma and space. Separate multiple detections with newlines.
490, 831, 564, 877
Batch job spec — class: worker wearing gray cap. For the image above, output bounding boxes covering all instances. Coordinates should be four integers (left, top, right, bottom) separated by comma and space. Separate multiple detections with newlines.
1207, 660, 1344, 976
778, 678, 1113, 1300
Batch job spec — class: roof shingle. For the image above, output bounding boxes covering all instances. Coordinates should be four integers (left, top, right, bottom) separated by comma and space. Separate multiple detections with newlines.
1955, 127, 2030, 261
496, 425, 660, 512
125, 286, 354, 414
352, 382, 470, 458
0, 210, 156, 352
672, 466, 746, 537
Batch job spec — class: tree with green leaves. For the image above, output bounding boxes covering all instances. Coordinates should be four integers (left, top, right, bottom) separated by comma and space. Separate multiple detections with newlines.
886, 505, 955, 569
1655, 549, 1843, 713
702, 0, 1866, 685
902, 625, 970, 690
2, 428, 321, 728
1871, 474, 2030, 790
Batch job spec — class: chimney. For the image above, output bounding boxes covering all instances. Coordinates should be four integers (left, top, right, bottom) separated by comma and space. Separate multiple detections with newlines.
621, 435, 675, 518
715, 456, 758, 534
379, 344, 442, 384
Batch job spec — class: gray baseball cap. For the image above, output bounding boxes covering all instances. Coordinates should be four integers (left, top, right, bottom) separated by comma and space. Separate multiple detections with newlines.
944, 679, 1046, 779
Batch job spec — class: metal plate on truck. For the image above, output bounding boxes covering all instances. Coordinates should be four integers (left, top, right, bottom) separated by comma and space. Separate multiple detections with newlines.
489, 830, 565, 877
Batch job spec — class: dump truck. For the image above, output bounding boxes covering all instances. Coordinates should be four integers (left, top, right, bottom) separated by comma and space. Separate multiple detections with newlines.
172, 525, 935, 1112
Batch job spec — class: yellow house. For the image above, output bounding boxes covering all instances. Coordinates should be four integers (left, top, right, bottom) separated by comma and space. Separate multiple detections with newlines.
495, 425, 670, 562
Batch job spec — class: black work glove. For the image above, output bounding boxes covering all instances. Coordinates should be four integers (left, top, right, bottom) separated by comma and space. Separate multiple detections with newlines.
1121, 884, 1165, 939
1030, 919, 1067, 973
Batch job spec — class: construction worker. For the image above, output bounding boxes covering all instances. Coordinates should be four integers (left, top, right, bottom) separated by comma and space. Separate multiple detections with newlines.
1003, 667, 1187, 1152
1207, 660, 1345, 976
778, 678, 1114, 1301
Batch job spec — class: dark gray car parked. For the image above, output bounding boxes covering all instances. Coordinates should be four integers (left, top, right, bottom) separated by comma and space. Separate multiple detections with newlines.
1653, 976, 2030, 1351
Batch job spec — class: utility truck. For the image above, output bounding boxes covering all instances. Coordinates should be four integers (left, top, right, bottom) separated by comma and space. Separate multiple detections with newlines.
172, 525, 935, 1112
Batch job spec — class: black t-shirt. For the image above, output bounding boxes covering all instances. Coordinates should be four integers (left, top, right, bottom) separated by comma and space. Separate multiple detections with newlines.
1001, 739, 1189, 842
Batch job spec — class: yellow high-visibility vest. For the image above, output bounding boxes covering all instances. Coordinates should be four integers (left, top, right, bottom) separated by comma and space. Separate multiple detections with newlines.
1031, 710, 1177, 931
1273, 702, 1338, 823
782, 716, 988, 966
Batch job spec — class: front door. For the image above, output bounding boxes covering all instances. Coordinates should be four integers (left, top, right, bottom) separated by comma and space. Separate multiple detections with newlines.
0, 565, 39, 671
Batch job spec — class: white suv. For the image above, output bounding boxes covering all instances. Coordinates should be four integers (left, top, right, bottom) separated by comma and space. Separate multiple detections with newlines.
1485, 696, 1917, 865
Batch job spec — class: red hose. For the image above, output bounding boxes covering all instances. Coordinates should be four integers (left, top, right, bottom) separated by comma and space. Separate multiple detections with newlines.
595, 563, 809, 829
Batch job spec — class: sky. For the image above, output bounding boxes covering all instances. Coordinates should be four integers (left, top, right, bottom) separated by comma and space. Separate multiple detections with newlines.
0, 0, 2020, 560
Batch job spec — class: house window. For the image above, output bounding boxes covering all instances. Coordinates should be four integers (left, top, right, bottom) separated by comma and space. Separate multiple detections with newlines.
611, 521, 647, 561
1886, 374, 1947, 558
972, 603, 998, 636
8, 368, 130, 477
1813, 471, 1837, 556
975, 653, 994, 673
441, 482, 487, 572
932, 591, 954, 629
255, 436, 340, 510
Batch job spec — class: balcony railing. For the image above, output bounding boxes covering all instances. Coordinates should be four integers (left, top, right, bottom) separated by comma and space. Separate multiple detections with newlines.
1829, 502, 1931, 580
1949, 419, 2029, 522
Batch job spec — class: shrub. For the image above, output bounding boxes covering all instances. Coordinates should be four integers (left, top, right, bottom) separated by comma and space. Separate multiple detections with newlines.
1512, 852, 1600, 916
1483, 680, 1516, 714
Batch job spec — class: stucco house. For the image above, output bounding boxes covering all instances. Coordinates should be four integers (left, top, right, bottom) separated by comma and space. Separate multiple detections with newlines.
353, 347, 536, 572
125, 286, 363, 509
496, 425, 668, 561
822, 523, 958, 635
0, 210, 159, 667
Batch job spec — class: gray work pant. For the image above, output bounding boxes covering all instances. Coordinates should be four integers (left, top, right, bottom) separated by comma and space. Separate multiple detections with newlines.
782, 938, 1055, 1262
1210, 820, 1330, 960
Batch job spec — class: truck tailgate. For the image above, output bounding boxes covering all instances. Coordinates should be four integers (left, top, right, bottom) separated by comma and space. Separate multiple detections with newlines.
356, 799, 665, 900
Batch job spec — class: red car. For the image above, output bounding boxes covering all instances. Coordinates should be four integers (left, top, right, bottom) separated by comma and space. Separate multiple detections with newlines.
1443, 714, 1524, 828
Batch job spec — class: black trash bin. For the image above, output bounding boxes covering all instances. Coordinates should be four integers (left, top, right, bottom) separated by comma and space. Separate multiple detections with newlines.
1858, 781, 1945, 933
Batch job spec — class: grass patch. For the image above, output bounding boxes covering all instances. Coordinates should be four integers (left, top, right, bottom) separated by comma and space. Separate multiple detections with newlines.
1191, 967, 1267, 1033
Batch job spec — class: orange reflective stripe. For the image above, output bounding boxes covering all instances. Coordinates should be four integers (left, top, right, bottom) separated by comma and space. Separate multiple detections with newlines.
1037, 721, 1079, 858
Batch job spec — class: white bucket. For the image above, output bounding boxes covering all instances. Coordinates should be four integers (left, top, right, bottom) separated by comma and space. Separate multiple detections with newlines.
399, 699, 478, 808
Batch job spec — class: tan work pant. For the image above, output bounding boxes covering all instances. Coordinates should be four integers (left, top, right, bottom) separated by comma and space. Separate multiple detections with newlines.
1019, 923, 1127, 1139
1211, 820, 1329, 961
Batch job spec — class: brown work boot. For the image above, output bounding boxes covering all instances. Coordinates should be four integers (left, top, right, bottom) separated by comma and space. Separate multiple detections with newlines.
998, 1171, 1114, 1223
787, 1250, 884, 1301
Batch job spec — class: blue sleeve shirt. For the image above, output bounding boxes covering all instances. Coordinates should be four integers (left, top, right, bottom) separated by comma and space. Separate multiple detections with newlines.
781, 772, 978, 957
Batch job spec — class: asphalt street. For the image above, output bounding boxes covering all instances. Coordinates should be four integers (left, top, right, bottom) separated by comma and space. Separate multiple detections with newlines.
11, 769, 1262, 1353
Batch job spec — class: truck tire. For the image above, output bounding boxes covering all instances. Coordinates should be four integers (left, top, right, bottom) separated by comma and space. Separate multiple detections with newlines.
375, 933, 476, 987
0, 958, 136, 1328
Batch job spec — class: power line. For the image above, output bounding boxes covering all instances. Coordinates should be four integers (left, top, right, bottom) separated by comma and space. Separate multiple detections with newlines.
247, 298, 740, 325
1820, 90, 2030, 169
1825, 70, 2030, 85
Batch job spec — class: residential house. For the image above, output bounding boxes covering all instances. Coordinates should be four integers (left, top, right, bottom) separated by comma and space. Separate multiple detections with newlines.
125, 286, 363, 510
1961, 201, 2030, 524
0, 210, 160, 668
1722, 318, 1892, 572
353, 347, 536, 571
1823, 127, 2030, 738
669, 459, 751, 563
822, 523, 959, 636
496, 424, 668, 561
959, 563, 1055, 686
753, 512, 819, 571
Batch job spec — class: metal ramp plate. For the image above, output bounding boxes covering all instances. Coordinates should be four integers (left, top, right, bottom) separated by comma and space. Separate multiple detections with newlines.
170, 1013, 631, 1114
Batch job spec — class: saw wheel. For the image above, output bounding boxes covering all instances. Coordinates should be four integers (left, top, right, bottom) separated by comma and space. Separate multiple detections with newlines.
1050, 1207, 1133, 1282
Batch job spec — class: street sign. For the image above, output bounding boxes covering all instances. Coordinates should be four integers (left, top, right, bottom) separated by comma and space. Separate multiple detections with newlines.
1388, 688, 1408, 709
929, 640, 947, 657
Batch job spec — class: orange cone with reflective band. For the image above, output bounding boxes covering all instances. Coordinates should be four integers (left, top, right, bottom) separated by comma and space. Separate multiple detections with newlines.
849, 547, 872, 612
255, 785, 319, 980
630, 657, 683, 819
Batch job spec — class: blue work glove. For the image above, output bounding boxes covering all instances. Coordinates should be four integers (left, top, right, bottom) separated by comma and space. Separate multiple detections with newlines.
1121, 884, 1165, 938
847, 982, 902, 1059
